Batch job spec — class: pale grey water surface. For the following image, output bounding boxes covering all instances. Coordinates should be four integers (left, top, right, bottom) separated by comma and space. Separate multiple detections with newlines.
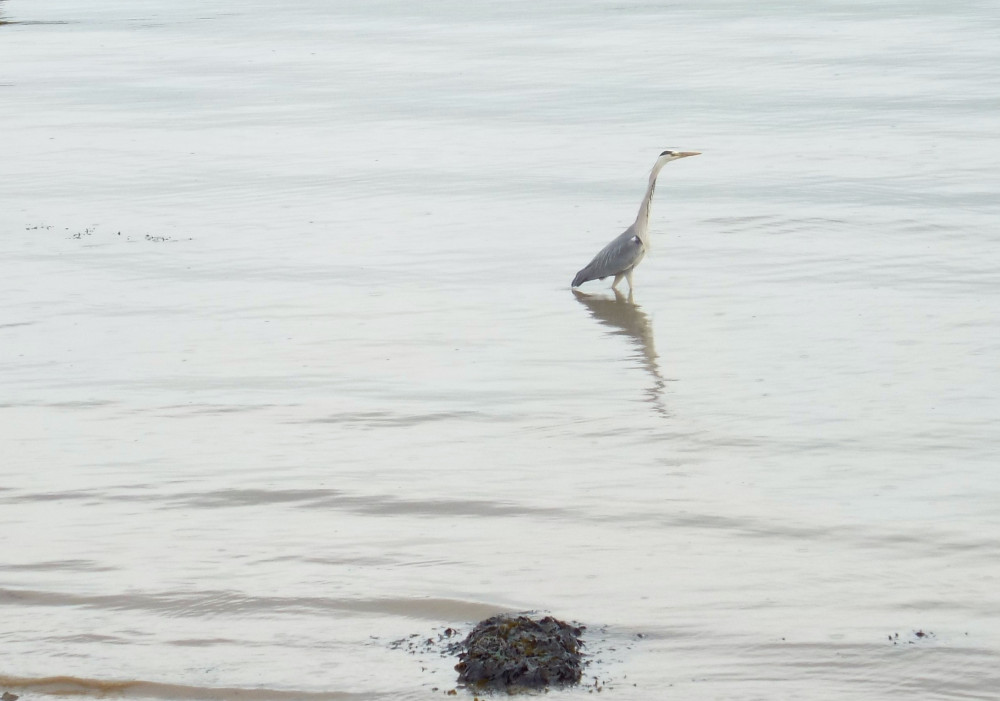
2, 0, 1000, 699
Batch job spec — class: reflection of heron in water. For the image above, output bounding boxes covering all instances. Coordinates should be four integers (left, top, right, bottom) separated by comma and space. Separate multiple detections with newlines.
573, 288, 668, 416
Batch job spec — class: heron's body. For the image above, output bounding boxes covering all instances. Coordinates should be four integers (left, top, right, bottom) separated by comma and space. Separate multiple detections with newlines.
571, 225, 645, 289
571, 150, 699, 290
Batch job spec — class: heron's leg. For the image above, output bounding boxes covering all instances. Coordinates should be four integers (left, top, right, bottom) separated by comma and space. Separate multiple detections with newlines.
611, 273, 624, 290
625, 269, 635, 290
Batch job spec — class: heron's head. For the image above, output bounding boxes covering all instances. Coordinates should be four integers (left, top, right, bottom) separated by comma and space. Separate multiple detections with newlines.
658, 149, 701, 165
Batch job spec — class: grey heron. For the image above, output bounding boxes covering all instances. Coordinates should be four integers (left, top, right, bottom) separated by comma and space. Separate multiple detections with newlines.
571, 150, 700, 290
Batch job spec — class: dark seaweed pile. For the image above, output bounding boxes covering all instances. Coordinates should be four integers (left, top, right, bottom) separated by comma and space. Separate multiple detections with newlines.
453, 614, 585, 691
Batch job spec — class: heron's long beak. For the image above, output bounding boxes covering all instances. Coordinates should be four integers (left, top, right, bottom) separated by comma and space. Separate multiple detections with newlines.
676, 151, 701, 158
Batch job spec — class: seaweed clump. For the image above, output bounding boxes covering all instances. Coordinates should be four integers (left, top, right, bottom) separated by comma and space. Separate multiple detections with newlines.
453, 614, 585, 692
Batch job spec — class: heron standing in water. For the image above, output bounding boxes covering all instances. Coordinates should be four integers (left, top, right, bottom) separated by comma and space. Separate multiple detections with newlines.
571, 150, 700, 291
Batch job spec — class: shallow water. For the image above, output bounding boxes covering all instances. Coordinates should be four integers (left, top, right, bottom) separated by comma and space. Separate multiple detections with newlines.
2, 0, 1000, 699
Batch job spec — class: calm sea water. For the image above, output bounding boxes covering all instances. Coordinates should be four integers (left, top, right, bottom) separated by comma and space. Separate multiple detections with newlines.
2, 0, 999, 699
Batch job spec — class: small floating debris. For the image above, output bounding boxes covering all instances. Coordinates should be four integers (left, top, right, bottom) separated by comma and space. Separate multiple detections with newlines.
453, 614, 585, 692
888, 629, 936, 645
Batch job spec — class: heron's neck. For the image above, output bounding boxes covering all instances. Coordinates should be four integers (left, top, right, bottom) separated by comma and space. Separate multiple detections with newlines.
633, 162, 667, 245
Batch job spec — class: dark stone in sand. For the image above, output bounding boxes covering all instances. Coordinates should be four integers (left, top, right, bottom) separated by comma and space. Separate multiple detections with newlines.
3, 692, 20, 701
453, 614, 585, 691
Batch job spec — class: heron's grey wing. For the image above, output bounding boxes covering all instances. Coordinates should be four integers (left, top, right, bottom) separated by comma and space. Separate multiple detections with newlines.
571, 226, 644, 287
